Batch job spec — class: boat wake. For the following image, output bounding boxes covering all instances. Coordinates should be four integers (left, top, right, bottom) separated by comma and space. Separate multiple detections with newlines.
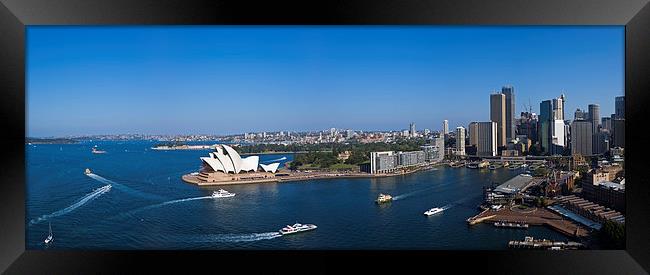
118, 196, 215, 218
392, 180, 459, 201
440, 195, 481, 210
189, 232, 283, 243
29, 184, 112, 226
86, 173, 164, 201
262, 156, 287, 163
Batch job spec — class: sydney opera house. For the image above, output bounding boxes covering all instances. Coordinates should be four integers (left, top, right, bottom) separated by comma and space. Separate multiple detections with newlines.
182, 144, 282, 185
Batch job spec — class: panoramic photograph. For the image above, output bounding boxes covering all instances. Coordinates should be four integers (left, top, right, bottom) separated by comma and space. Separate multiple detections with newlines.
26, 26, 625, 250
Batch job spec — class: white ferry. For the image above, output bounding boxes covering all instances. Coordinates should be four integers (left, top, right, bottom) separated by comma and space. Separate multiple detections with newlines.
424, 207, 445, 216
279, 223, 317, 235
376, 193, 393, 204
212, 189, 235, 198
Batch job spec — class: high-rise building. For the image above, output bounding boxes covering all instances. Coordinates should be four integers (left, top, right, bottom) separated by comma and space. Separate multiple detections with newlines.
571, 120, 593, 156
409, 122, 416, 137
443, 120, 449, 136
574, 108, 586, 120
539, 100, 553, 153
553, 94, 565, 120
588, 104, 601, 154
502, 85, 516, 141
370, 151, 397, 174
476, 122, 497, 156
490, 92, 506, 147
612, 119, 625, 148
539, 95, 567, 154
602, 117, 612, 132
456, 126, 466, 156
468, 122, 479, 146
615, 96, 625, 119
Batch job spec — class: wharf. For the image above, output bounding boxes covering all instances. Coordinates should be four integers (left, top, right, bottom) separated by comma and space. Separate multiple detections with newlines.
466, 206, 589, 237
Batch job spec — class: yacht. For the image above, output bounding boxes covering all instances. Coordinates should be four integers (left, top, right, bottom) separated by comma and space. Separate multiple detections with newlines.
84, 168, 92, 175
212, 189, 235, 198
91, 147, 107, 154
375, 193, 393, 204
424, 207, 444, 216
279, 223, 317, 235
44, 222, 53, 245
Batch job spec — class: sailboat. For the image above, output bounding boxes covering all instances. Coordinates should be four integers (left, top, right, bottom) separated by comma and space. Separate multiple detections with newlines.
44, 222, 53, 245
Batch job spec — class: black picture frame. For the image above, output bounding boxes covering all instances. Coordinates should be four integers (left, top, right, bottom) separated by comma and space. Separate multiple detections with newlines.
1, 0, 649, 273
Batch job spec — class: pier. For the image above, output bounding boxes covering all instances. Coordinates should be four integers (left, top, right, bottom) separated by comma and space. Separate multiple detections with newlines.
466, 206, 589, 237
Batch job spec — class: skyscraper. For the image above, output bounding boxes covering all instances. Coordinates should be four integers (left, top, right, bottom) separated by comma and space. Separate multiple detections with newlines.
615, 96, 625, 119
612, 118, 625, 148
468, 122, 479, 146
588, 104, 601, 154
502, 85, 516, 141
490, 92, 506, 147
476, 122, 497, 156
456, 126, 466, 156
552, 94, 565, 120
539, 100, 553, 153
442, 120, 449, 136
539, 95, 566, 154
571, 120, 593, 156
574, 108, 586, 121
409, 122, 416, 137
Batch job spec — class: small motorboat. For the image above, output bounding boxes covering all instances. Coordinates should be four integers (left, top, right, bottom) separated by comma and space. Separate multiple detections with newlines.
44, 222, 53, 245
424, 207, 445, 216
84, 168, 92, 175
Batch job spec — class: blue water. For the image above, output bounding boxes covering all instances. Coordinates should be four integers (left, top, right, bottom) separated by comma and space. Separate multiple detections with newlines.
26, 140, 568, 249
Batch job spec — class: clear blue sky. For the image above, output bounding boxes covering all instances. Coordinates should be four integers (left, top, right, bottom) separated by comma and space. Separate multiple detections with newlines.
27, 26, 623, 137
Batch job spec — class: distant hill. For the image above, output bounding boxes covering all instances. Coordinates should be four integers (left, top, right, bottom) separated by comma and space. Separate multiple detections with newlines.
26, 138, 78, 144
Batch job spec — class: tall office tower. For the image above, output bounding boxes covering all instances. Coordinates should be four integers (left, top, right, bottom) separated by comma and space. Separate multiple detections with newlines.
468, 122, 479, 146
502, 85, 516, 141
588, 104, 601, 153
574, 108, 586, 120
409, 122, 416, 137
612, 119, 625, 148
552, 94, 565, 120
550, 119, 566, 154
476, 122, 497, 156
443, 120, 449, 135
602, 117, 612, 132
539, 100, 553, 153
490, 92, 506, 147
615, 95, 625, 119
571, 120, 593, 156
455, 126, 466, 156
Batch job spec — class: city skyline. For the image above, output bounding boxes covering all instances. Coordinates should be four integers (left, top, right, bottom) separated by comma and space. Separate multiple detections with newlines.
27, 26, 623, 137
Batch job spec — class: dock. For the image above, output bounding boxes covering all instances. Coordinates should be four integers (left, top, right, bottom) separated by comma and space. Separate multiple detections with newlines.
509, 236, 584, 250
466, 206, 589, 237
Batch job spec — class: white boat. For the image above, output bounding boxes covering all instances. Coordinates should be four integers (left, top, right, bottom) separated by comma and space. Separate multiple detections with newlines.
279, 223, 318, 235
91, 147, 107, 154
424, 207, 445, 216
44, 222, 53, 245
212, 189, 235, 198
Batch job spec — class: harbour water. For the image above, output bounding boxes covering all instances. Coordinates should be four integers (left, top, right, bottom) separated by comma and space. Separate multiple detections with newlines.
26, 140, 568, 249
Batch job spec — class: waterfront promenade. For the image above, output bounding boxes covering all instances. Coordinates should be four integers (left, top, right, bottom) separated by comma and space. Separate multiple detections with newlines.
181, 163, 441, 186
467, 206, 589, 237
